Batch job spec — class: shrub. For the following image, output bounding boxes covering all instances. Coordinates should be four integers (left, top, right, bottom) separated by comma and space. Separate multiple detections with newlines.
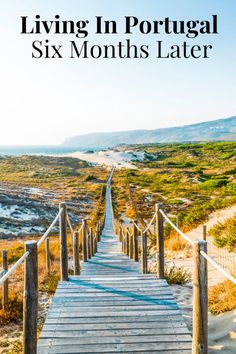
39, 273, 60, 294
220, 152, 235, 160
201, 178, 228, 190
84, 174, 96, 182
209, 215, 236, 251
165, 235, 188, 251
164, 265, 191, 285
0, 294, 23, 325
209, 280, 236, 314
182, 205, 207, 226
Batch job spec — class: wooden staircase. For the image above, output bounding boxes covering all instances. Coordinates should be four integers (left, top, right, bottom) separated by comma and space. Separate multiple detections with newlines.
38, 182, 192, 353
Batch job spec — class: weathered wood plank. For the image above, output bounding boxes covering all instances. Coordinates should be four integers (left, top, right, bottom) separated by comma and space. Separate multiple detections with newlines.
47, 309, 182, 318
37, 341, 192, 353
44, 314, 185, 324
40, 327, 190, 337
51, 299, 176, 306
38, 334, 192, 344
43, 321, 189, 330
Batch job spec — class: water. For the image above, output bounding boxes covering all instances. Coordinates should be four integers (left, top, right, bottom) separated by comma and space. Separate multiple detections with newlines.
0, 145, 100, 156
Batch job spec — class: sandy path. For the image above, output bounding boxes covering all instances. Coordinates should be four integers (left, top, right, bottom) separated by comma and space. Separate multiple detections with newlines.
173, 204, 236, 286
185, 204, 236, 243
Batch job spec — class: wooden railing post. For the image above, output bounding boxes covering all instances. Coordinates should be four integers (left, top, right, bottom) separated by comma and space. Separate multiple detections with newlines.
126, 227, 130, 256
119, 223, 122, 242
98, 222, 101, 242
203, 225, 207, 241
2, 250, 8, 311
129, 232, 133, 259
156, 203, 164, 279
93, 229, 97, 254
123, 230, 127, 254
121, 227, 124, 253
87, 226, 91, 260
192, 240, 208, 354
73, 231, 80, 275
45, 237, 50, 274
141, 231, 148, 274
133, 220, 139, 262
59, 202, 68, 281
23, 241, 38, 354
82, 219, 88, 262
120, 225, 124, 252
90, 227, 94, 256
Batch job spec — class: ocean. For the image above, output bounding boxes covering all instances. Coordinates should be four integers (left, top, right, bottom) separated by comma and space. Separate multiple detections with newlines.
0, 146, 99, 156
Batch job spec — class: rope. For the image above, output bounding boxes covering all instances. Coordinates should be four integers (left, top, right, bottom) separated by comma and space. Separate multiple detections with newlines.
0, 209, 63, 285
126, 228, 133, 238
159, 209, 236, 284
77, 224, 83, 234
37, 209, 63, 247
66, 214, 74, 234
143, 213, 156, 234
200, 250, 236, 285
133, 222, 142, 233
0, 251, 29, 285
159, 209, 194, 246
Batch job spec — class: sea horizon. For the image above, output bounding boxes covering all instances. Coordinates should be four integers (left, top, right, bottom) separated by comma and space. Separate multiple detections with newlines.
0, 145, 102, 156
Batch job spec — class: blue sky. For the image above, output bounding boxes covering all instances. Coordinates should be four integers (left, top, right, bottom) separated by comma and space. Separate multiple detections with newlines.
0, 0, 235, 145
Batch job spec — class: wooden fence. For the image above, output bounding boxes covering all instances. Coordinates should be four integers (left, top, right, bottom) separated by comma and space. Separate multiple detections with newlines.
0, 203, 105, 354
117, 202, 236, 354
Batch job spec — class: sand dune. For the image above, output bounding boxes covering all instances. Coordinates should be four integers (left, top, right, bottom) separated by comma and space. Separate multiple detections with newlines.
171, 285, 236, 353
65, 149, 145, 168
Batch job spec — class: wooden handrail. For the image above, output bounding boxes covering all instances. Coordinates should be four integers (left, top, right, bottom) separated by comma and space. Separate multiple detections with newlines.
0, 174, 107, 354
118, 201, 236, 354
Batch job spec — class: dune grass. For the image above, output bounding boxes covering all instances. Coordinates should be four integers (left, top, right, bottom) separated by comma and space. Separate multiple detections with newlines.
209, 214, 236, 252
209, 280, 236, 314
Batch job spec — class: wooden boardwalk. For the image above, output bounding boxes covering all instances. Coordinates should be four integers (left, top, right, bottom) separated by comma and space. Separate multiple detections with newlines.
38, 183, 192, 353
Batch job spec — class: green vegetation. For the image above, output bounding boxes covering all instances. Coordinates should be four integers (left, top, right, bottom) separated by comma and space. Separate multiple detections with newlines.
84, 174, 96, 182
209, 214, 236, 251
0, 155, 107, 214
0, 155, 87, 180
39, 273, 60, 294
112, 142, 236, 239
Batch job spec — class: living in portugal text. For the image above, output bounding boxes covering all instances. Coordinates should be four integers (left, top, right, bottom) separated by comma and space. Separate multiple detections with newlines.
21, 15, 218, 59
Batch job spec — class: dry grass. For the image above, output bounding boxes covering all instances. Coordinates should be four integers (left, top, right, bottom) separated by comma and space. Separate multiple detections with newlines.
165, 233, 189, 252
164, 265, 192, 285
0, 294, 23, 326
0, 234, 68, 323
0, 235, 66, 353
209, 280, 236, 314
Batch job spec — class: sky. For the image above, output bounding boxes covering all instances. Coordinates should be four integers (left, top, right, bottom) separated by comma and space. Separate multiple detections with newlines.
0, 0, 235, 145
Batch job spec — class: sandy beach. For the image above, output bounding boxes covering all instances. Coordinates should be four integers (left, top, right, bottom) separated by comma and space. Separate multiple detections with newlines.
64, 149, 144, 168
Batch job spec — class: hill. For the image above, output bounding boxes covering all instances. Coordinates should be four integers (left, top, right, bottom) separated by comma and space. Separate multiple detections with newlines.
62, 116, 236, 149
